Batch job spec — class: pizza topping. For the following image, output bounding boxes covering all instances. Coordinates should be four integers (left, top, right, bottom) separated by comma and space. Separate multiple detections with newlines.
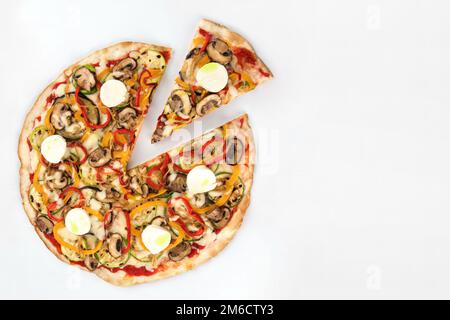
165, 172, 187, 193
168, 196, 205, 237
50, 99, 86, 140
168, 241, 191, 261
65, 142, 88, 165
168, 90, 192, 119
225, 136, 244, 165
111, 58, 137, 81
72, 65, 97, 94
206, 39, 232, 65
65, 208, 91, 236
84, 255, 99, 271
108, 233, 124, 258
196, 63, 228, 93
44, 166, 71, 190
141, 225, 171, 254
95, 185, 121, 203
36, 216, 54, 234
186, 165, 217, 194
190, 193, 206, 208
128, 167, 151, 197
88, 147, 111, 167
29, 125, 51, 151
226, 178, 245, 207
117, 107, 138, 130
195, 94, 221, 116
95, 239, 130, 268
100, 79, 129, 108
41, 134, 67, 164
205, 206, 231, 230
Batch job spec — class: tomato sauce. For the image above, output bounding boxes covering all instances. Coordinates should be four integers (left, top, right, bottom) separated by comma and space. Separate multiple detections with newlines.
46, 93, 56, 106
233, 47, 257, 67
44, 233, 62, 254
51, 81, 67, 90
161, 50, 171, 63
108, 265, 160, 277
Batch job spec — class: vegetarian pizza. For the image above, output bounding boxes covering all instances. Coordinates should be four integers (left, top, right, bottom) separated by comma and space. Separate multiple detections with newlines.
151, 19, 272, 143
18, 40, 256, 285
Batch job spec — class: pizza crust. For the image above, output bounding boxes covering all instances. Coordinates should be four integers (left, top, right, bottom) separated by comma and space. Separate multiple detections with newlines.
18, 41, 172, 275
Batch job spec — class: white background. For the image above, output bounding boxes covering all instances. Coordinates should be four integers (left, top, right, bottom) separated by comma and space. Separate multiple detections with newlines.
2, 0, 450, 299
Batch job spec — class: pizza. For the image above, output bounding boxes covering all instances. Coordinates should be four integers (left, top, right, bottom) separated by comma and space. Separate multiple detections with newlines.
151, 19, 272, 143
17, 39, 255, 285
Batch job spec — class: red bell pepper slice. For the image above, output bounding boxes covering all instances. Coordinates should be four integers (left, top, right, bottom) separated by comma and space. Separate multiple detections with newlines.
168, 196, 205, 237
146, 165, 164, 190
75, 86, 112, 129
47, 187, 84, 222
199, 28, 211, 53
65, 142, 88, 165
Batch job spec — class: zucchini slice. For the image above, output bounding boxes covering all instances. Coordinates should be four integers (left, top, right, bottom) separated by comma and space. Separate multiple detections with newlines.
94, 240, 130, 269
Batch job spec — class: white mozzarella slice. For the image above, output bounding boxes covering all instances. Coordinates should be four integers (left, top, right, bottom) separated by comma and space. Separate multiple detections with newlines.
100, 79, 128, 108
196, 62, 228, 92
141, 225, 171, 254
187, 165, 217, 194
40, 135, 67, 164
65, 208, 91, 236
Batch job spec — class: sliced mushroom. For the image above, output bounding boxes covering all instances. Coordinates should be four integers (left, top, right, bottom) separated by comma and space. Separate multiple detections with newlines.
191, 193, 206, 208
50, 97, 86, 140
225, 136, 244, 165
150, 216, 167, 227
36, 216, 53, 234
205, 207, 231, 230
108, 233, 123, 258
83, 234, 98, 250
226, 180, 244, 207
180, 49, 205, 83
88, 147, 111, 167
168, 241, 192, 261
73, 66, 96, 92
195, 94, 221, 116
186, 47, 200, 60
44, 167, 71, 190
117, 107, 137, 130
95, 186, 121, 203
50, 102, 72, 131
151, 127, 165, 144
206, 39, 232, 65
111, 58, 137, 80
168, 90, 192, 118
129, 176, 149, 197
165, 172, 187, 193
84, 255, 98, 271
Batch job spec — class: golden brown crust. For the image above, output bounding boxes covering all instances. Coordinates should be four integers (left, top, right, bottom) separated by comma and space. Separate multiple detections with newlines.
18, 41, 172, 276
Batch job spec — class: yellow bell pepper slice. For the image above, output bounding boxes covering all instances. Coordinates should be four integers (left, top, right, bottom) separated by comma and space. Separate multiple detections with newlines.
193, 165, 240, 214
53, 207, 104, 255
164, 221, 185, 252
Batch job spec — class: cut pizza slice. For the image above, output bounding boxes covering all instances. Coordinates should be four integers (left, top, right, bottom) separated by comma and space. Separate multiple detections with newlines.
151, 19, 272, 143
90, 114, 254, 285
